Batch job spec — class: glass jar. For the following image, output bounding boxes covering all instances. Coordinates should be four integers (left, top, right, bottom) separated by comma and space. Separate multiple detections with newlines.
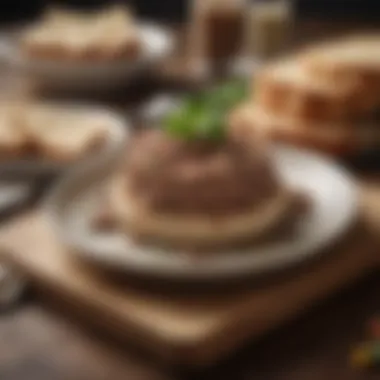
245, 0, 293, 61
189, 0, 246, 75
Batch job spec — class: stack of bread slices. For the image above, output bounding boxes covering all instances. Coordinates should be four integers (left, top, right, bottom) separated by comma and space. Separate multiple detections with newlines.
230, 34, 380, 154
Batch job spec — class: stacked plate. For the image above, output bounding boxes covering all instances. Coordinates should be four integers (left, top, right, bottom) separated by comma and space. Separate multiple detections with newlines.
0, 23, 174, 92
45, 143, 358, 285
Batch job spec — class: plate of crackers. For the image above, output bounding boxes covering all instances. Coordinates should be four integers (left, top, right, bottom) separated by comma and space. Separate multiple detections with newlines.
0, 6, 174, 91
0, 101, 129, 175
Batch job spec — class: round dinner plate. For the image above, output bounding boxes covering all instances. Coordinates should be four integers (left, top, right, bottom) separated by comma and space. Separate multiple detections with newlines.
0, 23, 174, 91
0, 103, 129, 177
0, 181, 33, 215
45, 144, 358, 283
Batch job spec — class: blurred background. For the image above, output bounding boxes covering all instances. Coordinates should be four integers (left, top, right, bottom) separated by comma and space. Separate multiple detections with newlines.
2, 0, 380, 24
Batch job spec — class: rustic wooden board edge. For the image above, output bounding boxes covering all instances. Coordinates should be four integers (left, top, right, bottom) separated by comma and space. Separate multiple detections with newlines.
0, 191, 378, 368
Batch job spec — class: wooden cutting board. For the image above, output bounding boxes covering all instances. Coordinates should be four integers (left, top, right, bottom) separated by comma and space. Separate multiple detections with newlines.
0, 182, 379, 368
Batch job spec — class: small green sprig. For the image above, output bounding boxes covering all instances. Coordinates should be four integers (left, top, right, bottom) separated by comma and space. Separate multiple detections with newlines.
164, 79, 248, 142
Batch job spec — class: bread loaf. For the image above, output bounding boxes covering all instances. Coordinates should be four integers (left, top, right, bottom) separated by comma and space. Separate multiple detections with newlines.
229, 103, 378, 154
254, 59, 364, 123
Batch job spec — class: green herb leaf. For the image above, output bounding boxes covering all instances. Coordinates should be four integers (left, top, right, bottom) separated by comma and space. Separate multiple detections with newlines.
163, 79, 248, 142
209, 79, 248, 108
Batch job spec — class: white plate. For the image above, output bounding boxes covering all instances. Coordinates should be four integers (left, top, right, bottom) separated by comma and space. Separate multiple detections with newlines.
0, 181, 32, 214
45, 144, 358, 283
0, 23, 174, 91
0, 103, 130, 177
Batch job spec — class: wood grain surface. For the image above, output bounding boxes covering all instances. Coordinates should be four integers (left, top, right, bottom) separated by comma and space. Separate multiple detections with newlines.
1, 274, 380, 380
0, 181, 379, 379
0, 179, 378, 373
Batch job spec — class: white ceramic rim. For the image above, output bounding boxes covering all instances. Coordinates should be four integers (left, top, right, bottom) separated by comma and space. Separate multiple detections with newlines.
0, 102, 130, 176
0, 23, 174, 77
44, 144, 358, 283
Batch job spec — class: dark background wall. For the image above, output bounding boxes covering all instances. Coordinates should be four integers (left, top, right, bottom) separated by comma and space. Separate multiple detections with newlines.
0, 0, 380, 24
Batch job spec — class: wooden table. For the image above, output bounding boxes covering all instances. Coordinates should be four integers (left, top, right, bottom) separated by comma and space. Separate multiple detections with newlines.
1, 19, 380, 380
1, 271, 379, 380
